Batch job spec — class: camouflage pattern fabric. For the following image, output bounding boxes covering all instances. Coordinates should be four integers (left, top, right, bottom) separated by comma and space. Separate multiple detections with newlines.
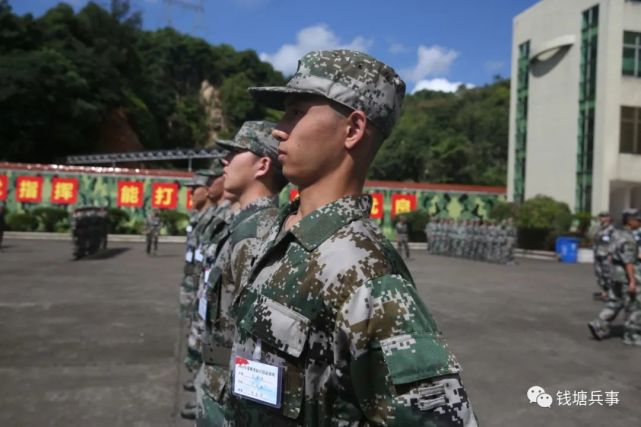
184, 203, 229, 370
590, 228, 641, 345
180, 210, 202, 318
249, 50, 405, 138
196, 197, 280, 426
592, 223, 615, 292
216, 121, 279, 162
224, 195, 477, 426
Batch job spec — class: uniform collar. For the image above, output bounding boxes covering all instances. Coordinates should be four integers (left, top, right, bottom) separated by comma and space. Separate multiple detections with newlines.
283, 194, 372, 252
232, 195, 278, 228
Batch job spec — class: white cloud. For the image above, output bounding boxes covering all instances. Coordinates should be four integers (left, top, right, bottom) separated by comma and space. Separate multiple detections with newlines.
260, 24, 373, 75
402, 45, 459, 83
412, 78, 474, 94
389, 42, 409, 55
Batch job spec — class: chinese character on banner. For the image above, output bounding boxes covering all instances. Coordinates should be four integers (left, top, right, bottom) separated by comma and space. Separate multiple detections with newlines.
289, 188, 299, 201
0, 175, 7, 201
15, 176, 43, 203
117, 181, 144, 208
391, 194, 416, 217
369, 193, 384, 219
50, 178, 79, 205
151, 182, 178, 209
186, 190, 193, 210
556, 390, 572, 406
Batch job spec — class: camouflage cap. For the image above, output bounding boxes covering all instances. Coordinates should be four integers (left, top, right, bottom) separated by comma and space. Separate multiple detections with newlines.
184, 173, 210, 188
197, 160, 224, 178
216, 121, 279, 162
248, 50, 406, 137
597, 211, 610, 217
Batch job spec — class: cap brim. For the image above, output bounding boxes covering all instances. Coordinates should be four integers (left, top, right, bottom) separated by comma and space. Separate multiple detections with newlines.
215, 139, 246, 152
248, 86, 325, 110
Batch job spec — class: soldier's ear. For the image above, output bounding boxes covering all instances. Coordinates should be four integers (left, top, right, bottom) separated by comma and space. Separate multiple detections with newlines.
344, 110, 368, 151
254, 156, 271, 180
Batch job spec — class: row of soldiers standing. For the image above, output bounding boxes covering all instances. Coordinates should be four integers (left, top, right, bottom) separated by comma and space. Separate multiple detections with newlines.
172, 49, 477, 426
425, 218, 517, 264
588, 210, 641, 347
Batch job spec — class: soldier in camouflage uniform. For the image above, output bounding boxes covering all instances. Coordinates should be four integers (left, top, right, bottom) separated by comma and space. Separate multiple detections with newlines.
588, 209, 641, 346
181, 171, 214, 318
182, 162, 228, 419
193, 121, 287, 426
592, 212, 615, 300
223, 50, 477, 426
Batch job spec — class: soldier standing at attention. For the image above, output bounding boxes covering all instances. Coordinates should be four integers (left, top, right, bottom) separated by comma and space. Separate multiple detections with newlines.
224, 49, 477, 426
588, 209, 641, 346
144, 209, 161, 255
195, 121, 287, 426
395, 214, 411, 259
592, 212, 615, 301
180, 171, 213, 318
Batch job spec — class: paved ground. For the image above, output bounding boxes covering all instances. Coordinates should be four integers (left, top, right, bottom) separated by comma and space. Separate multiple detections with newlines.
0, 239, 639, 426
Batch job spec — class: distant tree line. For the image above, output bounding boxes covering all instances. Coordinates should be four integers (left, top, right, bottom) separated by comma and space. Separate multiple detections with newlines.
0, 0, 509, 186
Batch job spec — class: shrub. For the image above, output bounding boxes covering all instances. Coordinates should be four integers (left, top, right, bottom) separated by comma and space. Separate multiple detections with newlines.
6, 212, 38, 231
158, 210, 189, 235
32, 207, 69, 232
107, 208, 130, 233
490, 201, 520, 221
516, 195, 573, 251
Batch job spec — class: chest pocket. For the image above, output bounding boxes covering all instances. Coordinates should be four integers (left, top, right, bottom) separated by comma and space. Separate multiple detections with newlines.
238, 296, 311, 420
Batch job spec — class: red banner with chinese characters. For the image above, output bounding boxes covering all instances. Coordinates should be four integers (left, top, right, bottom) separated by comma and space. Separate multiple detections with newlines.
117, 181, 144, 208
289, 188, 299, 201
15, 176, 43, 203
50, 177, 79, 205
369, 193, 384, 219
151, 182, 178, 209
186, 190, 193, 210
0, 175, 7, 201
391, 193, 417, 217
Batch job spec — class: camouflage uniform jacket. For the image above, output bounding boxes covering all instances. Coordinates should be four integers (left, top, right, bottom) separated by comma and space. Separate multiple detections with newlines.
206, 196, 279, 349
610, 228, 641, 283
593, 224, 615, 258
225, 195, 476, 426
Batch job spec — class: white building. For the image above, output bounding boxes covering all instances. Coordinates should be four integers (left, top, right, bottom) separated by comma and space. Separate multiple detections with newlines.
508, 0, 641, 216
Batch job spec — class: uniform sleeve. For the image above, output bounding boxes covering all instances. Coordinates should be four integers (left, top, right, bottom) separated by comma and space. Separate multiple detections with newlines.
336, 274, 478, 426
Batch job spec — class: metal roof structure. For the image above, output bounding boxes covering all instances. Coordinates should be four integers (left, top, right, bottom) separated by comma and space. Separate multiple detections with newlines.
65, 148, 226, 171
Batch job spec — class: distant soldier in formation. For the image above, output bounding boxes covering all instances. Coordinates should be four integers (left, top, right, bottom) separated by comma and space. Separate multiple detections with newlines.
588, 208, 641, 347
424, 217, 516, 264
144, 209, 161, 255
181, 161, 227, 419
592, 212, 615, 301
395, 214, 411, 259
180, 170, 215, 318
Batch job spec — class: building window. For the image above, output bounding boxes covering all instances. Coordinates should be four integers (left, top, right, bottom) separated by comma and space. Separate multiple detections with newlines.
623, 32, 641, 77
513, 41, 530, 204
576, 5, 599, 213
620, 106, 641, 154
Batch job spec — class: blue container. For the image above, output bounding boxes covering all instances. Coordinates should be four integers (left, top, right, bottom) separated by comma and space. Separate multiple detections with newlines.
556, 236, 579, 263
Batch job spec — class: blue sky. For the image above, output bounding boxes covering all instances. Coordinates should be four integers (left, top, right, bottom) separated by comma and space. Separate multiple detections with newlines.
12, 0, 540, 92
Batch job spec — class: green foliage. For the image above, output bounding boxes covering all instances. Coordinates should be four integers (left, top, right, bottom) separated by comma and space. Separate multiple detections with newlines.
6, 212, 38, 231
490, 201, 520, 221
517, 195, 572, 233
0, 1, 284, 163
371, 80, 510, 185
158, 210, 189, 235
32, 206, 69, 232
106, 207, 129, 233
